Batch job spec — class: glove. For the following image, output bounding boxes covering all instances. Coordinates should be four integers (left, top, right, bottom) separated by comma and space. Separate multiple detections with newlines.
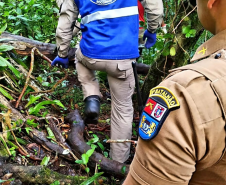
143, 30, 157, 49
51, 56, 69, 68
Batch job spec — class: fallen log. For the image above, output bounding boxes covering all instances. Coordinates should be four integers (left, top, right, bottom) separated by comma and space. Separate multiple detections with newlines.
28, 128, 74, 161
0, 32, 76, 62
0, 163, 87, 184
66, 110, 129, 177
1, 32, 151, 74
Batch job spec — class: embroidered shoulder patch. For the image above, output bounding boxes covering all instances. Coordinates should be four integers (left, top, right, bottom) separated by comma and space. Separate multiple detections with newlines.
139, 86, 180, 140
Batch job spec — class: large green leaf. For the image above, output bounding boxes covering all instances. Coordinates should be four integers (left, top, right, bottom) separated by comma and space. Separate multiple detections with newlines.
0, 2, 5, 7
28, 100, 64, 115
0, 24, 7, 35
25, 94, 43, 108
81, 153, 89, 165
0, 56, 20, 78
0, 45, 14, 52
40, 156, 50, 166
50, 181, 60, 185
0, 87, 13, 100
86, 148, 95, 158
80, 172, 104, 185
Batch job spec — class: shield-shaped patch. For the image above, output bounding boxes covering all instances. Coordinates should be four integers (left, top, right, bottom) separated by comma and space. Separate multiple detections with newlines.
139, 86, 180, 140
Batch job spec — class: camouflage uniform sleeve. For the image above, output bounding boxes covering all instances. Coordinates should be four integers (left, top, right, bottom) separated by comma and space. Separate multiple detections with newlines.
56, 0, 78, 58
141, 0, 164, 33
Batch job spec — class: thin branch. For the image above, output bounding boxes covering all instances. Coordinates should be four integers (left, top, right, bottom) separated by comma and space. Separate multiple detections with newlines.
106, 139, 137, 145
28, 69, 68, 95
172, 5, 197, 33
0, 76, 6, 80
15, 47, 53, 108
15, 47, 36, 108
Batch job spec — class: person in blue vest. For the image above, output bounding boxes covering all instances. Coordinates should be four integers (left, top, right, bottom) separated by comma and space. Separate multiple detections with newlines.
52, 0, 163, 163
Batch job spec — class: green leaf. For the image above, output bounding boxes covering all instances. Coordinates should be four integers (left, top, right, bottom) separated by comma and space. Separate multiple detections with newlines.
8, 135, 28, 145
0, 135, 9, 151
182, 25, 190, 34
104, 151, 108, 158
185, 33, 191, 38
86, 148, 95, 158
75, 160, 83, 164
42, 82, 50, 87
42, 111, 49, 118
0, 45, 14, 52
0, 178, 15, 183
170, 47, 176, 56
80, 172, 104, 185
82, 153, 89, 165
53, 8, 59, 13
189, 29, 197, 37
25, 94, 43, 108
45, 125, 56, 140
0, 2, 5, 7
50, 181, 60, 185
97, 142, 105, 151
28, 0, 35, 6
28, 100, 64, 115
26, 119, 39, 127
12, 29, 22, 34
0, 56, 20, 78
85, 167, 90, 174
163, 33, 174, 39
0, 24, 7, 35
121, 166, 127, 174
162, 48, 170, 56
40, 156, 50, 166
0, 87, 13, 100
25, 127, 33, 134
87, 137, 99, 145
37, 76, 43, 83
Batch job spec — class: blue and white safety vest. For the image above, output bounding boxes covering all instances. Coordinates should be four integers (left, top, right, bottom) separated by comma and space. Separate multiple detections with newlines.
74, 0, 139, 60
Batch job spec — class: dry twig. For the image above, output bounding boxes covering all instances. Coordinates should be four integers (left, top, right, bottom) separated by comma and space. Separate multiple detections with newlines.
15, 47, 52, 108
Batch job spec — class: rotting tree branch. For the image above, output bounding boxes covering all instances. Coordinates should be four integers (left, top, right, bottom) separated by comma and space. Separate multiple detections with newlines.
0, 163, 87, 184
66, 110, 129, 177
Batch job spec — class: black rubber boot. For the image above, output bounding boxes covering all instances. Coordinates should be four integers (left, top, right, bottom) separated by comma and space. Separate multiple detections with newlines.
84, 95, 100, 121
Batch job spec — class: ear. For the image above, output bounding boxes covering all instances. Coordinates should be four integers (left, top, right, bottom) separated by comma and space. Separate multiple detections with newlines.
207, 0, 217, 9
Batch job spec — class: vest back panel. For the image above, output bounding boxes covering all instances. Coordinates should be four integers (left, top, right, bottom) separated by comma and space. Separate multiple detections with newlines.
74, 0, 139, 60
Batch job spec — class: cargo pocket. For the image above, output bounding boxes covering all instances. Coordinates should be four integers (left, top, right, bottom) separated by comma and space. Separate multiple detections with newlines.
115, 62, 133, 79
106, 62, 133, 79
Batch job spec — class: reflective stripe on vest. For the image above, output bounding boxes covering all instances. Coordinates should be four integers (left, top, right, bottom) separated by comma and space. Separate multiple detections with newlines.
81, 6, 138, 24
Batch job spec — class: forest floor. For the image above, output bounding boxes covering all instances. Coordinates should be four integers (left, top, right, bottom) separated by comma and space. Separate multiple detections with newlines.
0, 58, 141, 185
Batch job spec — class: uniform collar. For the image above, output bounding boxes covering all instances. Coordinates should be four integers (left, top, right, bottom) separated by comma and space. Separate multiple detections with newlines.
191, 29, 226, 62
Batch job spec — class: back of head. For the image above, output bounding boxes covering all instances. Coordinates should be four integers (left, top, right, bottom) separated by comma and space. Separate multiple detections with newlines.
197, 0, 226, 34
